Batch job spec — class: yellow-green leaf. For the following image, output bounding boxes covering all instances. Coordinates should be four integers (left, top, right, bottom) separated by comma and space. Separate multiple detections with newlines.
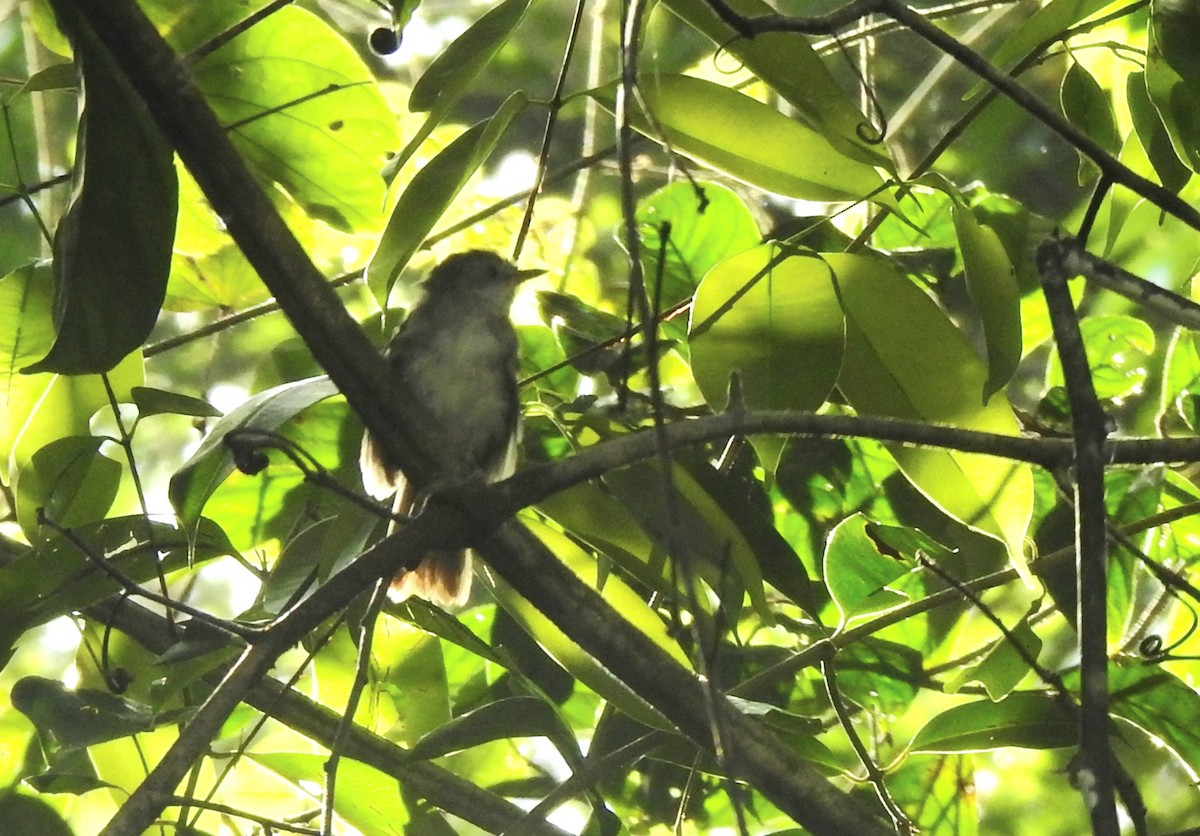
827, 253, 1034, 582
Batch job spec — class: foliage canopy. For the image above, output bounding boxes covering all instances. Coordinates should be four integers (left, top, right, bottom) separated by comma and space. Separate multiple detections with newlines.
2, 0, 1200, 833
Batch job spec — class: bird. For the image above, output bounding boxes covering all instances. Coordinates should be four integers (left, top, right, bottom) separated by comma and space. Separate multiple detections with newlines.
359, 250, 540, 607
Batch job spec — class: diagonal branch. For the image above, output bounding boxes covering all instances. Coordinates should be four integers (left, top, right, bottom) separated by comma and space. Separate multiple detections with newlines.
89, 598, 573, 836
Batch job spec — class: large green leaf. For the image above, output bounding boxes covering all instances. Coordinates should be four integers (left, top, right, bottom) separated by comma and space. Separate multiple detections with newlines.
824, 515, 912, 624
14, 436, 120, 539
26, 2, 177, 375
1, 266, 142, 485
945, 609, 1041, 701
485, 517, 686, 731
689, 245, 844, 410
690, 244, 844, 473
602, 460, 771, 621
1127, 70, 1191, 193
251, 752, 409, 834
910, 691, 1075, 753
660, 0, 892, 170
168, 376, 339, 529
638, 181, 761, 315
409, 0, 530, 113
1059, 60, 1120, 184
1048, 315, 1155, 403
592, 75, 888, 203
409, 695, 581, 768
1073, 665, 1200, 777
1147, 0, 1200, 172
11, 676, 163, 750
1, 263, 56, 473
951, 198, 1021, 401
0, 516, 236, 652
366, 93, 527, 302
191, 5, 399, 232
392, 0, 533, 172
827, 253, 1034, 581
969, 0, 1113, 97
0, 795, 72, 836
887, 755, 978, 836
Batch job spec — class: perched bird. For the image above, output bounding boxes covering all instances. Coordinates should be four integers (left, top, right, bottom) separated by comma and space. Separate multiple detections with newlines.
360, 250, 540, 607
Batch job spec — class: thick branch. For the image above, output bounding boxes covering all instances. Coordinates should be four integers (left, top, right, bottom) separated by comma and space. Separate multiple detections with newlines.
1036, 241, 1120, 833
477, 524, 893, 835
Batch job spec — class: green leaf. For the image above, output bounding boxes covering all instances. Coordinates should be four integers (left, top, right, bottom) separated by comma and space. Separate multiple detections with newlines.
678, 451, 819, 613
0, 794, 73, 836
168, 376, 339, 529
968, 0, 1112, 98
391, 0, 533, 172
827, 252, 1034, 582
945, 611, 1042, 701
252, 752, 409, 834
535, 482, 657, 572
1, 263, 56, 469
15, 436, 121, 539
689, 245, 844, 473
873, 182, 959, 258
1060, 60, 1120, 184
592, 74, 888, 203
11, 676, 161, 750
8, 62, 77, 97
660, 0, 893, 170
410, 696, 581, 767
887, 755, 979, 836
192, 6, 399, 232
951, 200, 1022, 401
536, 291, 630, 377
366, 92, 527, 302
1048, 315, 1155, 403
1147, 0, 1200, 172
409, 0, 531, 113
836, 639, 922, 714
604, 460, 772, 622
1127, 70, 1191, 192
1, 264, 143, 479
910, 691, 1075, 753
824, 515, 912, 623
130, 386, 222, 418
255, 512, 377, 618
1092, 665, 1200, 776
0, 516, 236, 652
26, 4, 177, 375
638, 181, 761, 314
370, 628, 450, 745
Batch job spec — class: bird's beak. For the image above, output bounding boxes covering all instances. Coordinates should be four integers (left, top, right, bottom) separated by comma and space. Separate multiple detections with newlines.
513, 267, 544, 283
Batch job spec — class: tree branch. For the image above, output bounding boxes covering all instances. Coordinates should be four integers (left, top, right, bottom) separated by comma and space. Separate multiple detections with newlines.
88, 598, 573, 836
1035, 240, 1120, 833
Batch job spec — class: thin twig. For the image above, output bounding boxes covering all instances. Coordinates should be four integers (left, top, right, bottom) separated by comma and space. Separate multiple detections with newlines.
822, 656, 914, 834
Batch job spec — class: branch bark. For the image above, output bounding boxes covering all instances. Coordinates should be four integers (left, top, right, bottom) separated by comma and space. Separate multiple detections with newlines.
1036, 241, 1120, 834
